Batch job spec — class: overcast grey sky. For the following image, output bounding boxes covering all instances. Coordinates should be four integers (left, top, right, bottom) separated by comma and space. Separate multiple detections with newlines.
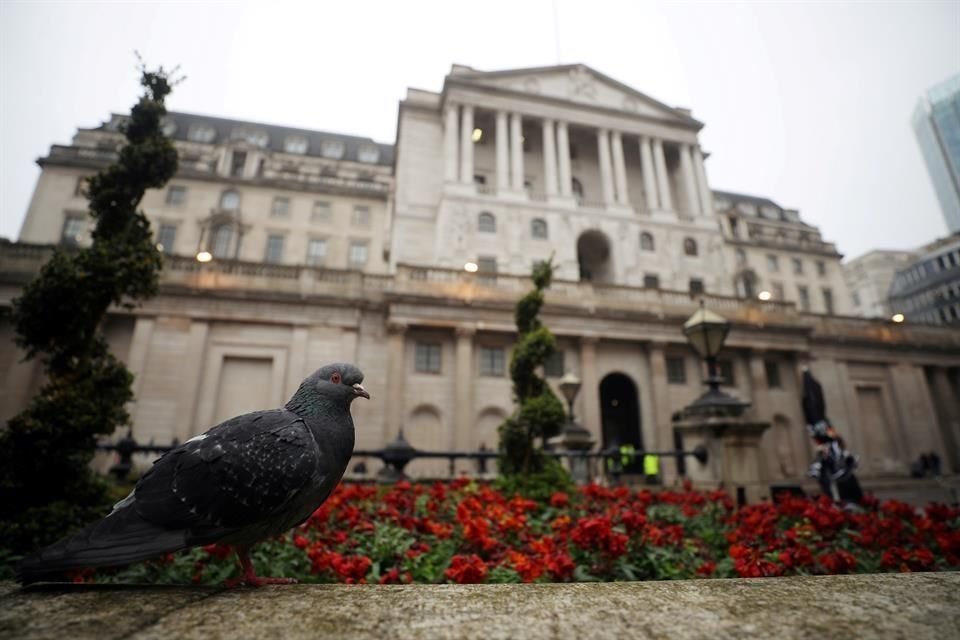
1, 0, 958, 259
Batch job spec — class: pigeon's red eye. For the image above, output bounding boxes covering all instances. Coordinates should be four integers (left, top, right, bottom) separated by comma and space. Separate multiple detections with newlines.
330, 372, 341, 384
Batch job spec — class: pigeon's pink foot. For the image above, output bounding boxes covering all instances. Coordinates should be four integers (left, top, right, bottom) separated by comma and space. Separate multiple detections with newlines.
225, 546, 298, 588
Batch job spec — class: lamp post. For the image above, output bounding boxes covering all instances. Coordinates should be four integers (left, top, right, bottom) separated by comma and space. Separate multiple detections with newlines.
553, 371, 593, 483
682, 301, 747, 415
675, 300, 769, 504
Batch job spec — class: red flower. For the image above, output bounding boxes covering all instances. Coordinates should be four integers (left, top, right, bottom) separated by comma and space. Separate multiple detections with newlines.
508, 551, 544, 582
293, 534, 310, 550
202, 543, 233, 560
817, 550, 857, 574
696, 561, 716, 577
550, 492, 570, 508
546, 552, 576, 581
445, 554, 488, 584
571, 516, 629, 557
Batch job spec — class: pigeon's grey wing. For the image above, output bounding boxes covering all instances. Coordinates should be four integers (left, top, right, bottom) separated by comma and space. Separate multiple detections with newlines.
131, 410, 319, 532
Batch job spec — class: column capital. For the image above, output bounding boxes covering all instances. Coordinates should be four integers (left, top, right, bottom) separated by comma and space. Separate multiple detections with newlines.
387, 320, 409, 334
455, 325, 476, 338
580, 333, 600, 346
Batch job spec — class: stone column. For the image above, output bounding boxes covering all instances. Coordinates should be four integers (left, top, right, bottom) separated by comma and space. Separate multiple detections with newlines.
510, 113, 524, 191
693, 146, 714, 216
610, 131, 630, 206
459, 105, 474, 185
444, 104, 459, 183
127, 316, 155, 399
579, 335, 601, 445
496, 111, 509, 193
611, 131, 628, 206
929, 367, 960, 473
597, 129, 615, 205
385, 321, 407, 444
647, 342, 672, 450
542, 119, 558, 196
174, 320, 209, 442
680, 144, 701, 217
747, 350, 771, 423
653, 139, 673, 212
640, 136, 658, 212
454, 326, 476, 466
557, 121, 572, 197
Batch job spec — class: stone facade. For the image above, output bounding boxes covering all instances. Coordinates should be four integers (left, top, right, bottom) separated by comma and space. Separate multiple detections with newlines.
3, 63, 960, 491
888, 232, 960, 327
843, 249, 917, 319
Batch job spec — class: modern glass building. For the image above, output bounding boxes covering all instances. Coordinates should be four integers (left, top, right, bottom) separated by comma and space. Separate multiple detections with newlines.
913, 74, 960, 233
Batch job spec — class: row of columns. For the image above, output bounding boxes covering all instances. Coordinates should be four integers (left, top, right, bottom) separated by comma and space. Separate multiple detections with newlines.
443, 102, 714, 216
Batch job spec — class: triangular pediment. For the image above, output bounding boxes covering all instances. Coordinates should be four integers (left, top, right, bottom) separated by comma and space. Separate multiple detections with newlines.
449, 64, 699, 126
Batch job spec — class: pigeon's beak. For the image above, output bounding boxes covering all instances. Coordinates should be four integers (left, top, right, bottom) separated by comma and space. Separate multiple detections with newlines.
352, 383, 370, 400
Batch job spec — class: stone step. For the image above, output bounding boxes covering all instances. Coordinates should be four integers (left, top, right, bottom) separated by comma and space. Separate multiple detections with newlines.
2, 573, 958, 639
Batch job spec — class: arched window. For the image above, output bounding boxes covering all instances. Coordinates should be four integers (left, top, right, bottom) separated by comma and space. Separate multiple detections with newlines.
531, 218, 548, 239
220, 190, 240, 211
571, 177, 584, 199
478, 212, 496, 233
211, 224, 233, 258
640, 232, 655, 251
683, 237, 698, 256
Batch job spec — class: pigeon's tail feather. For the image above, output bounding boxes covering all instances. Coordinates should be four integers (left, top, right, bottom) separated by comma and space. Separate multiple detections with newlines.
15, 506, 188, 584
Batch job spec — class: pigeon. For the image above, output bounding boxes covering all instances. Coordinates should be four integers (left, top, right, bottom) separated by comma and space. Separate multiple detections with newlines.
17, 363, 369, 586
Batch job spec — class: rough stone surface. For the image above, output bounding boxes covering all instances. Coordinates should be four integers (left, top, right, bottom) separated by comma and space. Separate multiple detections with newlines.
1, 573, 958, 639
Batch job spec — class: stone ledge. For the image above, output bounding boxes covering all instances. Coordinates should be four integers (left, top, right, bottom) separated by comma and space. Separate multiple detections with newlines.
1, 573, 958, 640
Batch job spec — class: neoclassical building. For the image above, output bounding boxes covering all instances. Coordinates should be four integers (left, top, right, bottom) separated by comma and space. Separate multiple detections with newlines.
2, 64, 959, 492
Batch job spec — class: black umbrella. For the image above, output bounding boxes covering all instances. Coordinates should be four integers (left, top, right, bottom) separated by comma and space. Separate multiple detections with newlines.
801, 369, 827, 427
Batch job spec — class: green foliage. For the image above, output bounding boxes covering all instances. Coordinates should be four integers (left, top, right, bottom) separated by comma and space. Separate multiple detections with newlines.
498, 255, 567, 479
494, 456, 574, 503
0, 64, 179, 558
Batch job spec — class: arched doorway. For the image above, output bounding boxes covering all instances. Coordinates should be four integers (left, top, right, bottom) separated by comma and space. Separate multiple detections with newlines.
599, 373, 643, 473
577, 230, 613, 283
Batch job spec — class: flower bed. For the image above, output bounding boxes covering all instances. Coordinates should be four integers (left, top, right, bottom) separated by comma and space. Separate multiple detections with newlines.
96, 480, 960, 585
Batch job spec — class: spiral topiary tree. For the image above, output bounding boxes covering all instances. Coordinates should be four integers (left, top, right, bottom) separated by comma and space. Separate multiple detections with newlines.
497, 257, 567, 478
0, 63, 180, 559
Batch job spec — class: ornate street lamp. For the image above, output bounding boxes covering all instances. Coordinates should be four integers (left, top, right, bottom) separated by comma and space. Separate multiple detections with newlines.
558, 371, 582, 421
682, 301, 747, 415
551, 371, 593, 482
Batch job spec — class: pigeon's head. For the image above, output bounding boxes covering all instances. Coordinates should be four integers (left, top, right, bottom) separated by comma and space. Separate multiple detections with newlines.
288, 363, 369, 415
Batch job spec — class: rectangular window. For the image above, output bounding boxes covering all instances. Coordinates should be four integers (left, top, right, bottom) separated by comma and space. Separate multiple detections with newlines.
792, 258, 803, 275
473, 174, 487, 185
544, 351, 565, 378
476, 256, 498, 285
270, 196, 291, 218
265, 234, 285, 264
61, 214, 85, 246
156, 224, 177, 254
306, 238, 327, 266
230, 150, 247, 177
351, 205, 371, 227
689, 278, 705, 295
415, 343, 442, 374
666, 356, 686, 384
766, 255, 779, 272
718, 360, 735, 386
644, 274, 660, 289
349, 241, 368, 268
479, 347, 506, 376
822, 288, 834, 315
165, 185, 187, 205
764, 360, 781, 388
312, 201, 332, 223
772, 281, 784, 300
816, 260, 826, 277
798, 286, 810, 311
